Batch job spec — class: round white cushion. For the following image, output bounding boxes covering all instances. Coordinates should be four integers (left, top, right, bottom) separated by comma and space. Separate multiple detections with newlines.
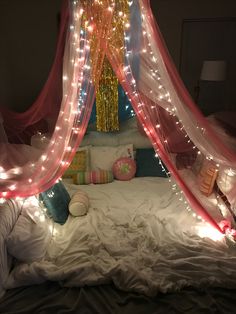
69, 190, 89, 216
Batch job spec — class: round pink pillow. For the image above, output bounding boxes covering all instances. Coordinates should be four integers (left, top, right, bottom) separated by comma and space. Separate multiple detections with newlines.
112, 157, 136, 181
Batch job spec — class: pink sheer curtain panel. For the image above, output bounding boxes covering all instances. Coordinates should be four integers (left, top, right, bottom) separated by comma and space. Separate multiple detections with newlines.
105, 0, 236, 232
0, 0, 112, 198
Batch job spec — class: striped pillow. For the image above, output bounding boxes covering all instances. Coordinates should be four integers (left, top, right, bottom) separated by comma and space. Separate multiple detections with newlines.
69, 189, 89, 216
74, 170, 114, 185
198, 160, 218, 196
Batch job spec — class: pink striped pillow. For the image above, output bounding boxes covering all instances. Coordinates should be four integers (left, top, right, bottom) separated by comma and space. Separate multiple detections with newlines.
69, 190, 89, 216
74, 170, 114, 185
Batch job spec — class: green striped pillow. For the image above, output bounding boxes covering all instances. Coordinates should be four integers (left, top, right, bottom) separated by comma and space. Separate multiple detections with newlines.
74, 170, 114, 185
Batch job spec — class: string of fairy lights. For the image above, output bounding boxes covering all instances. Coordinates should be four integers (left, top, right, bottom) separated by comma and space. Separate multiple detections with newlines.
120, 0, 234, 228
118, 1, 202, 223
0, 0, 235, 240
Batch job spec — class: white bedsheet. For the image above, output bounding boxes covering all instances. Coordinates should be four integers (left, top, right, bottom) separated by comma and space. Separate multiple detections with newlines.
5, 178, 236, 296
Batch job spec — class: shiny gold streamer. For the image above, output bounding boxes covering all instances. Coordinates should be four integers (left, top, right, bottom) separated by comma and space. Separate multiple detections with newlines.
96, 57, 119, 132
80, 0, 111, 87
95, 0, 129, 132
80, 0, 130, 132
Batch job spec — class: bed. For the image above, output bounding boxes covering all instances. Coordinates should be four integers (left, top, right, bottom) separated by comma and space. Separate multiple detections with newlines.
1, 176, 236, 312
1, 115, 236, 313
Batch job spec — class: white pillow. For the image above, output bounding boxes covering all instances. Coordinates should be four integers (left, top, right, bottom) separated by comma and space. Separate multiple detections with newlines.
119, 117, 138, 131
216, 167, 236, 208
80, 125, 152, 149
80, 131, 119, 147
31, 133, 50, 150
7, 200, 51, 263
0, 199, 22, 298
90, 144, 134, 171
117, 128, 152, 149
69, 189, 89, 216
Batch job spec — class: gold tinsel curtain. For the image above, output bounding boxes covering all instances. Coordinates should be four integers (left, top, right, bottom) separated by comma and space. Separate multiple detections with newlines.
80, 0, 129, 132
95, 0, 129, 132
96, 58, 119, 132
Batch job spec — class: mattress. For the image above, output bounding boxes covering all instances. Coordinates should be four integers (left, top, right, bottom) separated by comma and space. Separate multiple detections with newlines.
3, 177, 236, 296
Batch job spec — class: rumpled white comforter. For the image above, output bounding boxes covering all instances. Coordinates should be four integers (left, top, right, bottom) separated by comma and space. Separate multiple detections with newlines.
5, 178, 236, 296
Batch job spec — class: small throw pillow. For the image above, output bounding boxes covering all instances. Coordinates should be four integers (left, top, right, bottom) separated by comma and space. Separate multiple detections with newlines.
176, 152, 197, 170
63, 150, 87, 178
74, 171, 91, 185
112, 157, 136, 181
39, 181, 70, 224
135, 148, 168, 177
89, 144, 134, 171
69, 190, 89, 216
74, 170, 114, 185
77, 146, 91, 171
197, 160, 218, 196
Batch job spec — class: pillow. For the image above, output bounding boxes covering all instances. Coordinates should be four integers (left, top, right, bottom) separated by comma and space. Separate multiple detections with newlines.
216, 167, 236, 205
119, 117, 138, 131
69, 190, 89, 216
0, 200, 22, 298
192, 152, 204, 175
135, 148, 168, 177
31, 132, 50, 150
90, 144, 134, 171
39, 181, 70, 224
112, 157, 136, 181
0, 199, 22, 239
197, 160, 218, 197
77, 145, 91, 171
80, 117, 152, 149
74, 171, 91, 185
213, 111, 236, 137
136, 120, 147, 137
74, 170, 114, 185
7, 213, 50, 263
63, 150, 87, 178
81, 131, 119, 147
176, 152, 197, 170
117, 128, 152, 149
207, 115, 236, 153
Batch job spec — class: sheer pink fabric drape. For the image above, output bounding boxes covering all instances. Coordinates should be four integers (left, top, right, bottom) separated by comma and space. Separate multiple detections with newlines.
0, 0, 112, 198
1, 0, 236, 233
105, 0, 236, 232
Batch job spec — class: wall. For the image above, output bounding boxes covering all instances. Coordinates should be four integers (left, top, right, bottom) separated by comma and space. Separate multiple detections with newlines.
0, 0, 235, 112
0, 0, 62, 111
151, 0, 236, 113
151, 0, 236, 68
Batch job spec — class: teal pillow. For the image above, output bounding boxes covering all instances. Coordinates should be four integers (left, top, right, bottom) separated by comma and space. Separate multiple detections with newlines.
39, 181, 70, 225
135, 148, 168, 177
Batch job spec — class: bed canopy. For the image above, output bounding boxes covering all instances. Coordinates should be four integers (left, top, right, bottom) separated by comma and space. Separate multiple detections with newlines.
1, 0, 236, 235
